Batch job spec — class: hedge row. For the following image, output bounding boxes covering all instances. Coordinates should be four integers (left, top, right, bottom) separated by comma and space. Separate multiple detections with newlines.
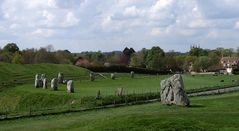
79, 65, 171, 75
232, 68, 239, 75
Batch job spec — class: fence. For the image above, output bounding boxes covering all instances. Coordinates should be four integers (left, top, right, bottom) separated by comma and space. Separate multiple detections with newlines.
1, 83, 239, 121
0, 91, 161, 120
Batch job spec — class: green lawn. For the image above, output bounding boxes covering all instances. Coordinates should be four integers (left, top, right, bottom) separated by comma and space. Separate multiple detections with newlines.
14, 73, 239, 97
0, 92, 238, 131
0, 63, 239, 130
0, 62, 90, 90
1, 72, 238, 113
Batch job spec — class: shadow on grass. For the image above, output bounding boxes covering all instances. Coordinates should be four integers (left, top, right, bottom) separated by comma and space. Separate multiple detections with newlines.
189, 104, 205, 108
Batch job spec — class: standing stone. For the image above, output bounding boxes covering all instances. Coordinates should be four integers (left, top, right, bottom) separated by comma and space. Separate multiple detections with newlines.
41, 74, 46, 80
43, 78, 47, 89
58, 72, 64, 84
67, 80, 74, 93
96, 90, 101, 99
34, 74, 41, 88
90, 72, 96, 81
130, 71, 134, 78
160, 74, 190, 106
117, 88, 124, 97
111, 73, 116, 80
51, 78, 58, 91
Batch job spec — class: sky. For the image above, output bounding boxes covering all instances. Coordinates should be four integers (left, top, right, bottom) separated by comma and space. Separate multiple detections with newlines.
0, 0, 239, 52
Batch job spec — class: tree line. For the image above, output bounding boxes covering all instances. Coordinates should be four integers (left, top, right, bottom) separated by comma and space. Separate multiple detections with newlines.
80, 46, 239, 72
0, 43, 74, 64
0, 43, 239, 72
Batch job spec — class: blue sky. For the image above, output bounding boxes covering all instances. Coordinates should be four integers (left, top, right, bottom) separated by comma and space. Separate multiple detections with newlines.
0, 0, 239, 52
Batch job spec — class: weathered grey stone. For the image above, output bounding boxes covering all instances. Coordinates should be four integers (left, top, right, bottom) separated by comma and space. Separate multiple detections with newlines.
96, 90, 101, 99
90, 72, 96, 81
117, 88, 124, 97
34, 74, 41, 88
51, 78, 58, 91
41, 74, 46, 80
111, 73, 116, 80
67, 80, 74, 93
43, 78, 47, 89
160, 74, 190, 106
58, 72, 64, 84
130, 71, 134, 78
63, 80, 68, 84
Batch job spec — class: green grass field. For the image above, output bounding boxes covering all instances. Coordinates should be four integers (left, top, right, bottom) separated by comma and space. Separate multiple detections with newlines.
0, 62, 90, 89
0, 62, 239, 113
13, 73, 239, 97
0, 63, 238, 130
0, 92, 238, 131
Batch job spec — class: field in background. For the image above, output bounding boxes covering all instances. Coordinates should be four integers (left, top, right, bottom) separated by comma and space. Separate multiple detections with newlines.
14, 73, 239, 97
0, 92, 238, 130
0, 63, 238, 119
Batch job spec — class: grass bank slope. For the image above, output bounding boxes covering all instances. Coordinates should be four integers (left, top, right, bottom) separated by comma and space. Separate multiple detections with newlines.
0, 92, 238, 131
0, 62, 90, 89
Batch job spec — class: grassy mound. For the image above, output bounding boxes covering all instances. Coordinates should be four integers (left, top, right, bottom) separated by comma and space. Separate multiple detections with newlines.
0, 62, 90, 90
0, 63, 90, 112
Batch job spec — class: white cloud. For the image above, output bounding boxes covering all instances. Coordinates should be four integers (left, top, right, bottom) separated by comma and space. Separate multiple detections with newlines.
63, 12, 79, 27
189, 19, 211, 28
123, 6, 142, 17
26, 0, 57, 9
207, 30, 219, 38
234, 21, 239, 29
0, 0, 238, 52
151, 27, 161, 36
150, 0, 173, 12
31, 28, 55, 38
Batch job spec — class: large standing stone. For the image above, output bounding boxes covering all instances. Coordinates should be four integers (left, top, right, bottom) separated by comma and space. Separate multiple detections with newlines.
41, 74, 46, 80
160, 74, 190, 106
34, 74, 41, 88
130, 71, 134, 78
96, 90, 101, 99
67, 80, 74, 93
58, 72, 64, 84
111, 73, 116, 80
51, 78, 58, 91
43, 78, 47, 89
116, 88, 124, 97
90, 72, 96, 81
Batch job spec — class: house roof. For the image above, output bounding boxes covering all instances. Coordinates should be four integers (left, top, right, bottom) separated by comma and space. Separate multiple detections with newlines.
220, 57, 239, 63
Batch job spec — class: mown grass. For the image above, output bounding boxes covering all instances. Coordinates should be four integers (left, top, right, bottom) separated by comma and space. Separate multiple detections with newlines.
0, 92, 238, 131
0, 62, 90, 90
14, 73, 239, 97
1, 71, 239, 113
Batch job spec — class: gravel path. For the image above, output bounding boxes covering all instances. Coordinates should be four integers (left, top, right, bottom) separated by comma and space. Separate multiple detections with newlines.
188, 86, 239, 97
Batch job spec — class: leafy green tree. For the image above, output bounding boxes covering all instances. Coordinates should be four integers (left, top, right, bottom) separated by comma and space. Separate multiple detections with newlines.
11, 52, 22, 64
3, 43, 19, 54
55, 50, 74, 64
21, 49, 36, 64
34, 48, 58, 64
129, 53, 143, 67
123, 47, 135, 56
193, 56, 211, 72
129, 48, 148, 68
146, 46, 165, 69
189, 46, 208, 57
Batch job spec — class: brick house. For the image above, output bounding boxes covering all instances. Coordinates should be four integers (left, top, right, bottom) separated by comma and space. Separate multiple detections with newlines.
220, 57, 239, 74
220, 57, 239, 68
